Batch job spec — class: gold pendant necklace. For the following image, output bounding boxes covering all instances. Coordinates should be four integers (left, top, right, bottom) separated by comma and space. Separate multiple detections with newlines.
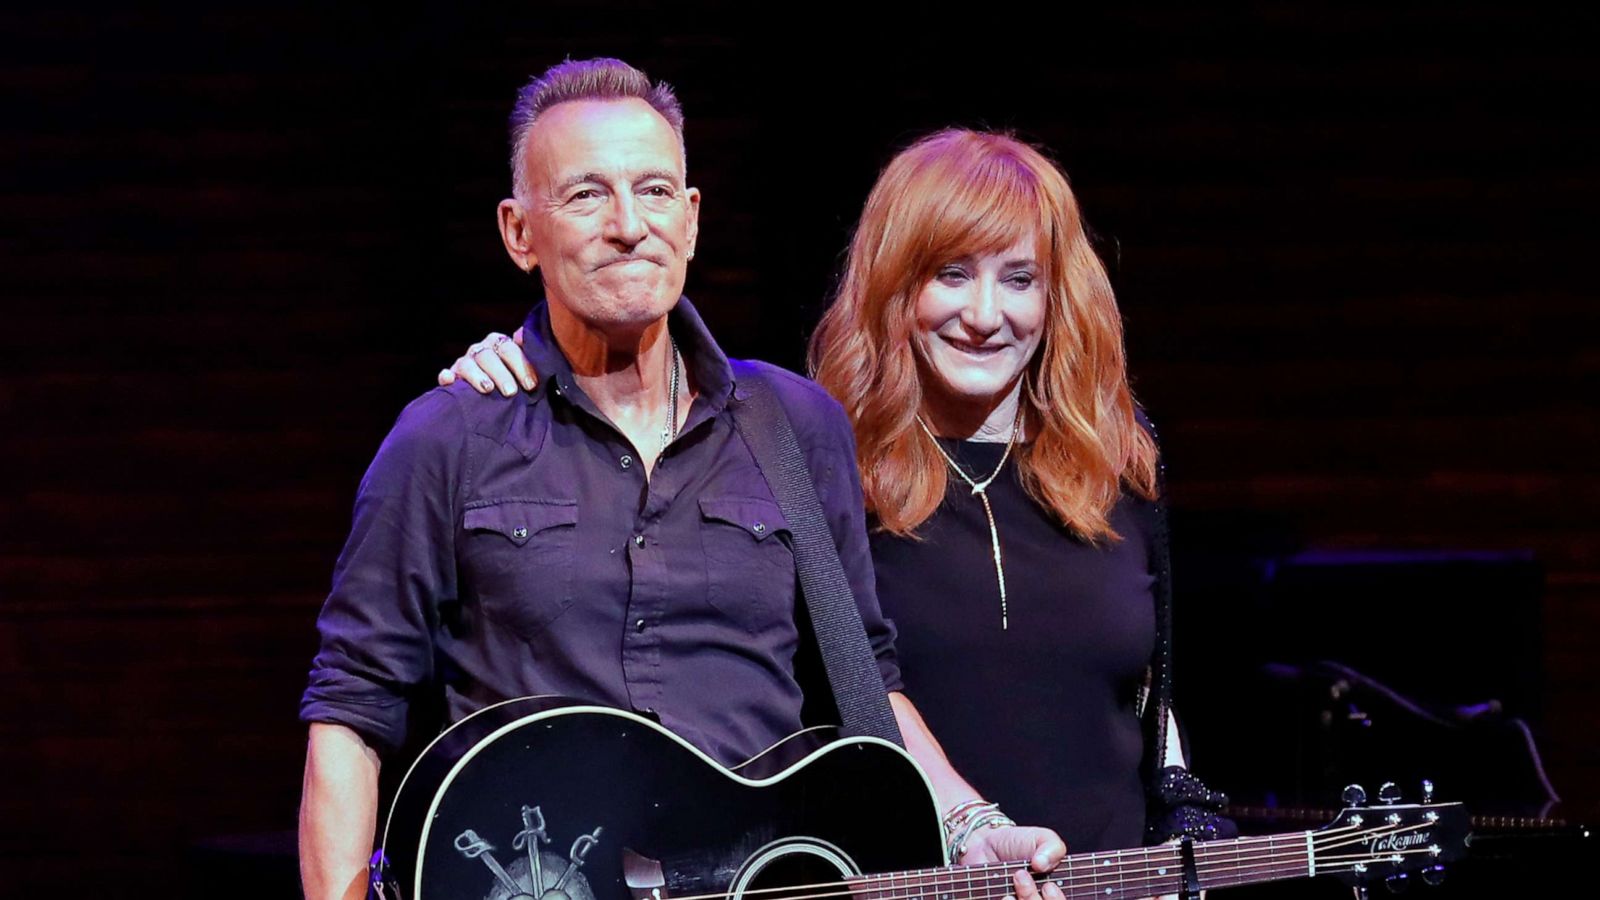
917, 412, 1023, 629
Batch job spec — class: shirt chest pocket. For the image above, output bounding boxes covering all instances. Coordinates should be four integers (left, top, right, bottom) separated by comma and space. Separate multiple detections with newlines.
698, 496, 795, 637
461, 499, 578, 641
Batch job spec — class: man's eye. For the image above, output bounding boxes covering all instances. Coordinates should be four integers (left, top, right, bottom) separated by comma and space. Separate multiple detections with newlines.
570, 189, 600, 202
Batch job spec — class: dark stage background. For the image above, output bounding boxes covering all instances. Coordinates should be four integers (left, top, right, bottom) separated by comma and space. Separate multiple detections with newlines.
3, 6, 1596, 897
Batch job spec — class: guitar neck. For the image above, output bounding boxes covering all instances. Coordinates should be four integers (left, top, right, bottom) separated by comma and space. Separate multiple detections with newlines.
857, 832, 1313, 900
1053, 833, 1312, 900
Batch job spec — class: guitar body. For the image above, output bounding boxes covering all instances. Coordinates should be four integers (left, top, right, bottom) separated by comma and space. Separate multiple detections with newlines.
379, 697, 946, 900
378, 696, 1471, 900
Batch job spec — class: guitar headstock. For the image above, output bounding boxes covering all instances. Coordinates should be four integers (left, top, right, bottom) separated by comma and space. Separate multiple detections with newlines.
1315, 781, 1470, 891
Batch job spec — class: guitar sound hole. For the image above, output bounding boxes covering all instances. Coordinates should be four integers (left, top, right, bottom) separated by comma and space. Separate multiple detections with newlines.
731, 838, 862, 900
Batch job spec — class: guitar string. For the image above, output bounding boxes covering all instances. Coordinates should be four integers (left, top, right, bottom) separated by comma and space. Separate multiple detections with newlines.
822, 847, 1435, 900
648, 849, 1414, 900
657, 824, 1404, 900
643, 821, 1434, 900
1306, 820, 1442, 854
648, 823, 1412, 900
665, 850, 1428, 900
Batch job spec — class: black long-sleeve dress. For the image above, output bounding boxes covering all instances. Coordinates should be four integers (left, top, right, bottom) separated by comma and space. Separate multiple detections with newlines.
870, 438, 1161, 852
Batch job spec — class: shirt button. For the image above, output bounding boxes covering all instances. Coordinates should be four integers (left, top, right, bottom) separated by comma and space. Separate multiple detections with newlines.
620, 454, 633, 469
633, 534, 645, 548
634, 618, 647, 633
752, 522, 766, 534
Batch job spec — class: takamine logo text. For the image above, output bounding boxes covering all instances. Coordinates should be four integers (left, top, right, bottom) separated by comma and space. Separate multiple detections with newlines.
1367, 831, 1431, 854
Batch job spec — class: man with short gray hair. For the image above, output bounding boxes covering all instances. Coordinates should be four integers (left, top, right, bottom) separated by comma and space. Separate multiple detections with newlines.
297, 57, 1066, 900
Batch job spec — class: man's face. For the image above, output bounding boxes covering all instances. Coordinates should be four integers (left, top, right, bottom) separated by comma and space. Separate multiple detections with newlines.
516, 98, 700, 335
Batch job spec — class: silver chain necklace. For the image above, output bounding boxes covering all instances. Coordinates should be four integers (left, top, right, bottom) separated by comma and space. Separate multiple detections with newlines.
658, 336, 680, 457
917, 411, 1023, 630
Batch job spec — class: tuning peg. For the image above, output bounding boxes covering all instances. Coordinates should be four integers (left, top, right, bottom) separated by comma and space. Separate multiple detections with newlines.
1421, 866, 1446, 887
1343, 784, 1368, 806
1377, 781, 1402, 804
1421, 779, 1435, 803
1384, 873, 1409, 894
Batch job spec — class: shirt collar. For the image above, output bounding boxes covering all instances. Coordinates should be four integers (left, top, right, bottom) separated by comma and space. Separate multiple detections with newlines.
519, 295, 737, 413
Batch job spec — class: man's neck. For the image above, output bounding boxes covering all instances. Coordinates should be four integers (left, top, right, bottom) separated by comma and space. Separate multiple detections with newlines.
548, 302, 687, 470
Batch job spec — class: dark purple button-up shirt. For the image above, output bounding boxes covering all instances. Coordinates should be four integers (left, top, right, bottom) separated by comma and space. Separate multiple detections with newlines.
300, 297, 900, 766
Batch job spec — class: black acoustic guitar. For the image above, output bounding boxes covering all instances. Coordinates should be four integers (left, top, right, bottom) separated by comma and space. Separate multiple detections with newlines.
375, 697, 1469, 900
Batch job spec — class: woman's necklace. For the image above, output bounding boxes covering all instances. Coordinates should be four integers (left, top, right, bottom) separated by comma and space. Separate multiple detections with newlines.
917, 410, 1024, 629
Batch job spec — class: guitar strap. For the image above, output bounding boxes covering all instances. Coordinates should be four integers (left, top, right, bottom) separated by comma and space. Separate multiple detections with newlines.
1137, 408, 1176, 788
728, 362, 904, 747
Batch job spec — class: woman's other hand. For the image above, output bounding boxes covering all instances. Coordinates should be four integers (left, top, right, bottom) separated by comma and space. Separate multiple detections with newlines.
437, 328, 536, 395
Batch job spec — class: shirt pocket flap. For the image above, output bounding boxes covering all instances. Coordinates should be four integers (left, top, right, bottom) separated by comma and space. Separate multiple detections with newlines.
698, 497, 789, 542
463, 499, 578, 546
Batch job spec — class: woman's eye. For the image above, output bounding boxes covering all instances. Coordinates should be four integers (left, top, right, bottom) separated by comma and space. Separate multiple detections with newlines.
937, 267, 970, 284
1008, 273, 1036, 289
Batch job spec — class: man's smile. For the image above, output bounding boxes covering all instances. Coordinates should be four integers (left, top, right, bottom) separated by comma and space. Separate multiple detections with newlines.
594, 255, 664, 271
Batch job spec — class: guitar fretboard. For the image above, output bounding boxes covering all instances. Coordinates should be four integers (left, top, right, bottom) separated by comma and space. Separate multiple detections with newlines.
848, 833, 1312, 900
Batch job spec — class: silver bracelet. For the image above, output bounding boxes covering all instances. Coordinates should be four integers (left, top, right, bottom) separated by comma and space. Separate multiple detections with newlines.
942, 799, 995, 831
947, 809, 1016, 861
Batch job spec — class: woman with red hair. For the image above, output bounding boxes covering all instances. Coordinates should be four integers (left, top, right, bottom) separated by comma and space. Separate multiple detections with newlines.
443, 129, 1221, 857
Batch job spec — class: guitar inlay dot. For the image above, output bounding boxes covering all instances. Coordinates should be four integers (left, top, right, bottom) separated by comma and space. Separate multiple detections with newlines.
1157, 868, 1167, 875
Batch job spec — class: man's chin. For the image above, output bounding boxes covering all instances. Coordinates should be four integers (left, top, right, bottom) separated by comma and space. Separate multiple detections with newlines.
554, 289, 682, 337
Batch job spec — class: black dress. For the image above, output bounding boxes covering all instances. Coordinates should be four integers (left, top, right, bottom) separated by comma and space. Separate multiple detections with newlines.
870, 439, 1158, 852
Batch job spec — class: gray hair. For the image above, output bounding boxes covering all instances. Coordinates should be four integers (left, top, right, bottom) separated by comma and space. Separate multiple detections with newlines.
508, 57, 686, 199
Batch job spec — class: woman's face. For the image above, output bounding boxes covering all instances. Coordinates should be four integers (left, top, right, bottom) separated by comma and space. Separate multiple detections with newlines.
914, 235, 1047, 424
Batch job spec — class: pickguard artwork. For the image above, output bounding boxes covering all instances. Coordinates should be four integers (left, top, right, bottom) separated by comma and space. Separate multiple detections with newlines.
453, 804, 603, 900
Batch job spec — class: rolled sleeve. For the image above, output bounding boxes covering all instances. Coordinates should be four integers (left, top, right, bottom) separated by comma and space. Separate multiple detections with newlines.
299, 388, 466, 754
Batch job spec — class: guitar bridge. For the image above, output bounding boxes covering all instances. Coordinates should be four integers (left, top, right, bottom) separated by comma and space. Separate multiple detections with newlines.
623, 847, 669, 900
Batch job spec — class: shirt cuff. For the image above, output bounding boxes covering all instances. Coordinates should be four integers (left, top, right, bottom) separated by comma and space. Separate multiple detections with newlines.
299, 668, 410, 755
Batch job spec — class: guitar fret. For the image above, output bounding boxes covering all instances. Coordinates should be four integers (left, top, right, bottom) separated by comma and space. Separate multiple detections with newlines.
858, 809, 1432, 900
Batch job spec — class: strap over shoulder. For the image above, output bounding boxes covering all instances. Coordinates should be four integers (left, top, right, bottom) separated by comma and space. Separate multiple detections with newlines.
727, 361, 903, 747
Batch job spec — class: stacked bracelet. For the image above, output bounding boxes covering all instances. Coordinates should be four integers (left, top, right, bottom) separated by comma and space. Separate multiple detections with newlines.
942, 800, 1016, 862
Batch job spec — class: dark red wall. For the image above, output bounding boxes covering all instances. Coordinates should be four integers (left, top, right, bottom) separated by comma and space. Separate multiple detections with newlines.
3, 6, 1594, 895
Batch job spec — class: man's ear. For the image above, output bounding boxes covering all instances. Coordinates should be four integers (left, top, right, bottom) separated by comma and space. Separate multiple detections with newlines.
684, 185, 701, 261
497, 198, 538, 273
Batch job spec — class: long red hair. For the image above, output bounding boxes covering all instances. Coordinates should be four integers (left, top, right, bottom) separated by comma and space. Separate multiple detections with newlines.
810, 129, 1158, 540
